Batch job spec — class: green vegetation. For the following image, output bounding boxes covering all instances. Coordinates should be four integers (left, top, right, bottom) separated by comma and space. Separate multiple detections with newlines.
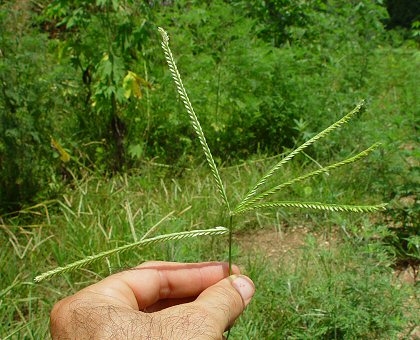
1, 0, 419, 338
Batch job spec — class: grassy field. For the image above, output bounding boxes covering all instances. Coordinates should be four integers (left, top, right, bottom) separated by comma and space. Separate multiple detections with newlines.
1, 136, 418, 338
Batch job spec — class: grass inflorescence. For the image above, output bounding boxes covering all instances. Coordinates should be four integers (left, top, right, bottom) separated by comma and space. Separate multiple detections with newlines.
157, 27, 386, 279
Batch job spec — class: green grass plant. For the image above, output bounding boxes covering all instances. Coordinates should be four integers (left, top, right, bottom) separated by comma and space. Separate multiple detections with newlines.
158, 27, 386, 275
34, 28, 386, 284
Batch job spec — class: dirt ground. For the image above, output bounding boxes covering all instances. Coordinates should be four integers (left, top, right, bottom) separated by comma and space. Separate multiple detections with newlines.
235, 225, 419, 338
235, 224, 344, 267
236, 225, 418, 283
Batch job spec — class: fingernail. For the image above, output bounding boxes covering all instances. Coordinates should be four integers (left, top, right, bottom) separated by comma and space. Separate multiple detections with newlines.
231, 275, 255, 306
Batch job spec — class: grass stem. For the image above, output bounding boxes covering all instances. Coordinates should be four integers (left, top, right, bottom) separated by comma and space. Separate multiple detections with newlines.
228, 215, 233, 275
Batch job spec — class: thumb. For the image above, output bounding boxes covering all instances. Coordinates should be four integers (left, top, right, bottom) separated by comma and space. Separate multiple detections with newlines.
191, 274, 255, 334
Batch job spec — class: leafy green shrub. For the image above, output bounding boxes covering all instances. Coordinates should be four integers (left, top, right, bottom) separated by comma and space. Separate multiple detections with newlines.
229, 0, 318, 46
0, 4, 74, 211
148, 0, 301, 161
384, 159, 420, 265
43, 0, 155, 170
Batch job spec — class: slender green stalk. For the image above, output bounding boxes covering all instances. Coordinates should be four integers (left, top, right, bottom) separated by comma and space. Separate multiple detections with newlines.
228, 215, 233, 275
159, 28, 236, 303
34, 227, 228, 282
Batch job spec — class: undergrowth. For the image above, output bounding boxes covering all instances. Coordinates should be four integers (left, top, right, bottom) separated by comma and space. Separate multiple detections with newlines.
1, 167, 417, 338
236, 239, 416, 339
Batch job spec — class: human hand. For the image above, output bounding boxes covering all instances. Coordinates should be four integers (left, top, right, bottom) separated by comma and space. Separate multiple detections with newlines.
50, 261, 255, 339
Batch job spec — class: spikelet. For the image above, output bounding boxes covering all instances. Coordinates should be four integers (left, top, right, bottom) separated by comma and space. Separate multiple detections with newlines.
158, 28, 230, 211
236, 101, 365, 211
34, 227, 228, 282
235, 201, 387, 215
234, 143, 380, 214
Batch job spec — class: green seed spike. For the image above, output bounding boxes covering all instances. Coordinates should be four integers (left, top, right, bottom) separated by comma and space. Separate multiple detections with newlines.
234, 201, 387, 215
236, 101, 365, 211
34, 227, 228, 282
234, 143, 381, 214
158, 27, 230, 212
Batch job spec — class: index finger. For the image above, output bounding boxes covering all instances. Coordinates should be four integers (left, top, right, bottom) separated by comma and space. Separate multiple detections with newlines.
83, 261, 240, 310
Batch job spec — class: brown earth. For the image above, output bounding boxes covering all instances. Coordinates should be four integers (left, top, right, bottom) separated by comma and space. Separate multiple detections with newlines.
235, 225, 341, 263
236, 225, 419, 338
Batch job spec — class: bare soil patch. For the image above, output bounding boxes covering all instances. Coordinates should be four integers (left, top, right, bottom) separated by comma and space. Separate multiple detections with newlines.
236, 225, 419, 338
235, 225, 341, 263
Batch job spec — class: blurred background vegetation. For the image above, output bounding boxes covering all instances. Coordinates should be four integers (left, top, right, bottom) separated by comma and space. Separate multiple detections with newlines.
0, 0, 419, 338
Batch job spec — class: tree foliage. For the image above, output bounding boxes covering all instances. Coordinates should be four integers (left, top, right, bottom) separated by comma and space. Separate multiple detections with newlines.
0, 0, 417, 212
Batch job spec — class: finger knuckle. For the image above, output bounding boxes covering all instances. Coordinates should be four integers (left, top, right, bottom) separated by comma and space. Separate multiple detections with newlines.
213, 285, 243, 314
199, 285, 243, 329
